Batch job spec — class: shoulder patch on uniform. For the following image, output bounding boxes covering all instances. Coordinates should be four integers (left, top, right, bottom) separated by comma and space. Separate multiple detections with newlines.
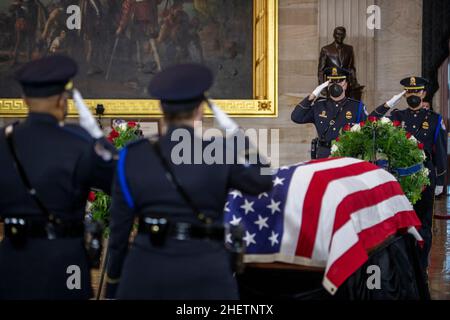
60, 124, 92, 142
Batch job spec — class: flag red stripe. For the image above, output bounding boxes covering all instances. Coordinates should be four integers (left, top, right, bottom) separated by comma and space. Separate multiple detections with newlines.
326, 210, 420, 289
358, 210, 420, 250
296, 161, 379, 258
325, 242, 368, 290
332, 181, 406, 233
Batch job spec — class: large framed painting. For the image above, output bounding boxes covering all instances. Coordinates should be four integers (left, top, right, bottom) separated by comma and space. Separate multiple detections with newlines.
0, 0, 277, 118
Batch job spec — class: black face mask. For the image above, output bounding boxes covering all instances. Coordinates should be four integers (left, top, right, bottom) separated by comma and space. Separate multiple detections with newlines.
406, 95, 422, 108
329, 83, 344, 98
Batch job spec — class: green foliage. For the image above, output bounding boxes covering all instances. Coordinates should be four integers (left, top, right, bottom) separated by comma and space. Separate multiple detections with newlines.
331, 118, 430, 204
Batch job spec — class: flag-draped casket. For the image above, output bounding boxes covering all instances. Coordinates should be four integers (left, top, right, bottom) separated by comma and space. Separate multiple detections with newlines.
225, 157, 423, 295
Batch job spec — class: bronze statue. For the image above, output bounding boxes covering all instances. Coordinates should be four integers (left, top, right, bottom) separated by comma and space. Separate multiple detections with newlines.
318, 26, 363, 100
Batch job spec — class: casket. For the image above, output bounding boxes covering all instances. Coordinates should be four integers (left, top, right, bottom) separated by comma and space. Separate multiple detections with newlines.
225, 157, 429, 300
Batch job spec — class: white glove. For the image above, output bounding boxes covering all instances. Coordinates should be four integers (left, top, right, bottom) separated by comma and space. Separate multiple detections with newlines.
207, 99, 271, 174
311, 81, 330, 98
385, 91, 406, 108
435, 185, 444, 196
207, 100, 239, 134
73, 89, 103, 139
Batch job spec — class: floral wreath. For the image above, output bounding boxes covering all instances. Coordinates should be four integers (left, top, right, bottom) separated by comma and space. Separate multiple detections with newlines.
330, 116, 430, 204
86, 120, 142, 232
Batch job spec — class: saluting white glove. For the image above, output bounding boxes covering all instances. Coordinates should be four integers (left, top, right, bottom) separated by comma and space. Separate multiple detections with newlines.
385, 91, 406, 108
73, 89, 104, 139
207, 99, 239, 134
311, 81, 330, 99
435, 185, 444, 196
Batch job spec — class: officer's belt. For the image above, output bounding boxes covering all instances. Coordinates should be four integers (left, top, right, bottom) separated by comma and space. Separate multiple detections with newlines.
138, 217, 225, 242
2, 218, 84, 238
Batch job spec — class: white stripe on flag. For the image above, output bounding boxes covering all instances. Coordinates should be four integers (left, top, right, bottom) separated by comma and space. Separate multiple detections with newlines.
325, 194, 413, 273
280, 157, 362, 258
325, 219, 359, 273
312, 168, 397, 262
350, 195, 413, 234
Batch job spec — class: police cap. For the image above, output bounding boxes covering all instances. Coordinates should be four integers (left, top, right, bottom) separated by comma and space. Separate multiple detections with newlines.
324, 67, 349, 80
15, 55, 77, 98
148, 63, 213, 113
400, 76, 429, 91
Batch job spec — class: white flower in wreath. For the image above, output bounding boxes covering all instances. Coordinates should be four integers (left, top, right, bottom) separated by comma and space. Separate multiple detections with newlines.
331, 144, 339, 153
421, 150, 426, 160
409, 135, 418, 143
112, 119, 127, 131
376, 152, 388, 160
118, 122, 128, 131
422, 167, 430, 178
380, 117, 392, 125
350, 124, 361, 132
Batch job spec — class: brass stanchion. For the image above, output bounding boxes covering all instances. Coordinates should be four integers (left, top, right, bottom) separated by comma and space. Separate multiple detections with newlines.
96, 239, 109, 300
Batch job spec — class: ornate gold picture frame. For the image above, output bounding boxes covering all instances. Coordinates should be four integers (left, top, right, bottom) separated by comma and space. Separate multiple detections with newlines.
0, 0, 277, 118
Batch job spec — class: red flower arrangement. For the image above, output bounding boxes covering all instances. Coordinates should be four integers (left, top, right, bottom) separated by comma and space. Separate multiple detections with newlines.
343, 124, 351, 132
88, 191, 96, 202
107, 128, 120, 142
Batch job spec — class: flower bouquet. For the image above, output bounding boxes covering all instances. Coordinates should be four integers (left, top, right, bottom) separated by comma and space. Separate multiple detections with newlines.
86, 120, 142, 233
331, 116, 430, 204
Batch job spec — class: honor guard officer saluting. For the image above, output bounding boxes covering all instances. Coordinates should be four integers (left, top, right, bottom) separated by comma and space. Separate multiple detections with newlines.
105, 64, 273, 299
291, 67, 368, 159
0, 55, 116, 299
370, 76, 447, 273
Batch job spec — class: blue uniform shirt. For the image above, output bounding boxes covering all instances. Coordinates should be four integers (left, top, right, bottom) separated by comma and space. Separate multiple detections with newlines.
370, 104, 447, 185
291, 96, 368, 157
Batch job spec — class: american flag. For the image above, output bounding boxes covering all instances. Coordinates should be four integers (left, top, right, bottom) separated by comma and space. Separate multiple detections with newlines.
225, 157, 422, 295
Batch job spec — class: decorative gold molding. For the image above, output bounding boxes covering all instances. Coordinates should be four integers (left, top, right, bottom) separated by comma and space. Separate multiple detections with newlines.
0, 0, 278, 118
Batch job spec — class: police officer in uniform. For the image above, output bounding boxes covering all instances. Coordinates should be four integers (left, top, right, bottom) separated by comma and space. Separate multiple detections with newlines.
0, 55, 116, 299
105, 64, 273, 299
291, 67, 368, 159
370, 76, 447, 272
